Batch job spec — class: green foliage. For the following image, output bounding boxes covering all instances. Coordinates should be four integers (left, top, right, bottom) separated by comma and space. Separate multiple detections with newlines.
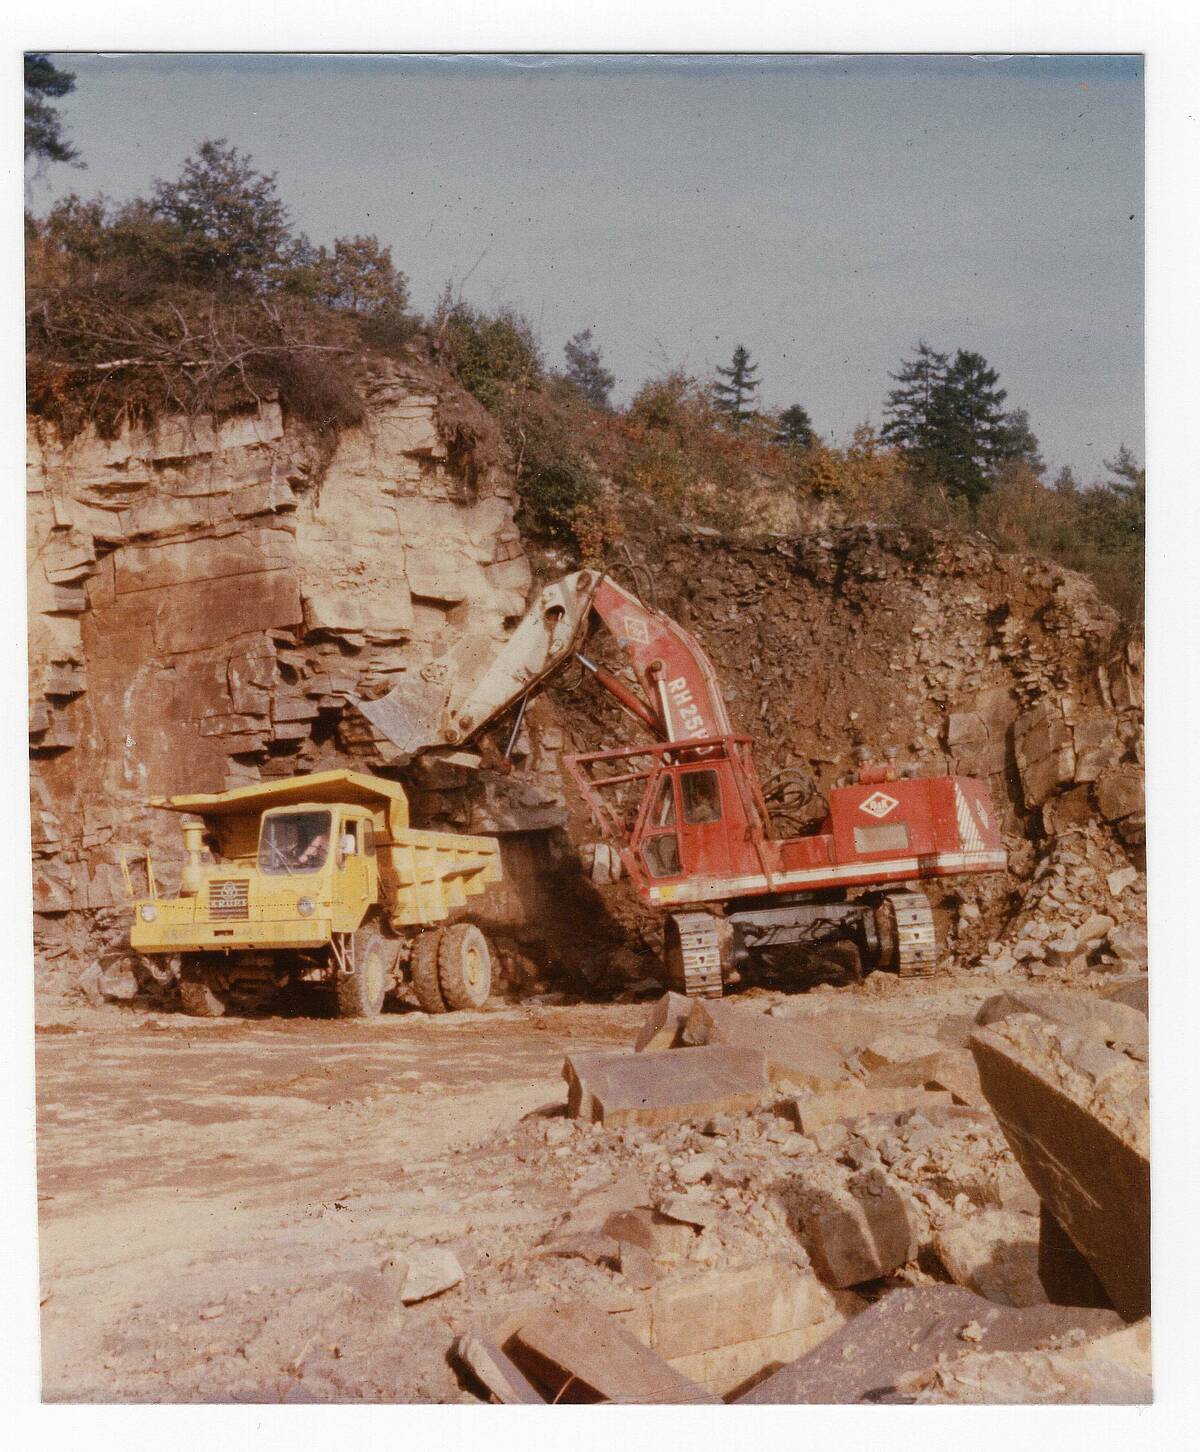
774, 403, 816, 451
883, 342, 1040, 505
26, 140, 419, 441
563, 328, 615, 408
149, 140, 292, 289
712, 344, 760, 430
25, 54, 80, 169
433, 292, 544, 410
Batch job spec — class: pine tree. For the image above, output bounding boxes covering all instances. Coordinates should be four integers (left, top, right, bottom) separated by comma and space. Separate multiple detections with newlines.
881, 341, 949, 468
934, 349, 1011, 503
713, 345, 760, 430
1052, 464, 1080, 493
995, 407, 1045, 477
563, 328, 615, 409
25, 54, 80, 170
775, 404, 816, 450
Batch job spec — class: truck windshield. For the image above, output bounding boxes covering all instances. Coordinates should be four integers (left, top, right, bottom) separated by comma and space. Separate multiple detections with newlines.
259, 811, 332, 874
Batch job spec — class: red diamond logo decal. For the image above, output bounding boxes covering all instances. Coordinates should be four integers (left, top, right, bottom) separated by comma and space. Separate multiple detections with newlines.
860, 791, 900, 819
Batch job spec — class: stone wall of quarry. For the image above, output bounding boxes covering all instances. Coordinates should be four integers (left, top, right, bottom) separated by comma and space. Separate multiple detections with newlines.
26, 363, 557, 982
26, 368, 1146, 994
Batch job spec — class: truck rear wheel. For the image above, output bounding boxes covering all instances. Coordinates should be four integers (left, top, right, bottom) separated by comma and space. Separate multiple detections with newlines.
410, 927, 448, 1013
178, 956, 227, 1018
336, 929, 390, 1018
438, 923, 492, 1011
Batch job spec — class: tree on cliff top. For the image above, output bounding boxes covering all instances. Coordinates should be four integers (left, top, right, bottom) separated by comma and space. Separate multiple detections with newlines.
150, 140, 292, 289
562, 328, 615, 409
25, 54, 81, 172
713, 345, 760, 431
774, 403, 816, 451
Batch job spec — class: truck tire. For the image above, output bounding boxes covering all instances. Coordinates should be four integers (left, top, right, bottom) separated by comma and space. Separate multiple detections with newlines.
438, 923, 492, 1011
336, 929, 390, 1018
410, 927, 448, 1013
178, 956, 227, 1018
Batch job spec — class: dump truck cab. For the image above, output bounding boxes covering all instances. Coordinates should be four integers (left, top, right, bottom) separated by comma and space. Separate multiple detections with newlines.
128, 770, 502, 1019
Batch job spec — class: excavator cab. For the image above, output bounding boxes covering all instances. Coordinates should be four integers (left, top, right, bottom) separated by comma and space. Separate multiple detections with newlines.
570, 736, 770, 901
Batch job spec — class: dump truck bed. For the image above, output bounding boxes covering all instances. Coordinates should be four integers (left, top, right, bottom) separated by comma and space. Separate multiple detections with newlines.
378, 827, 501, 928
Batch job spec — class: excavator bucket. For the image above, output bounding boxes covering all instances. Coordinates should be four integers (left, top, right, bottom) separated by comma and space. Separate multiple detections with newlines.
356, 676, 451, 757
354, 572, 600, 756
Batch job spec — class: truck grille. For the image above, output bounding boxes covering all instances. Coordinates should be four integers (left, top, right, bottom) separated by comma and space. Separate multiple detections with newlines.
208, 879, 250, 920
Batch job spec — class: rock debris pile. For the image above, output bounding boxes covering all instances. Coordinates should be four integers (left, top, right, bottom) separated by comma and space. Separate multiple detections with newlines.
450, 987, 1149, 1404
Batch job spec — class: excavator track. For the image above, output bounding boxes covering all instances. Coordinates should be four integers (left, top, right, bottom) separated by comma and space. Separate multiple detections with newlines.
664, 912, 725, 998
882, 890, 938, 977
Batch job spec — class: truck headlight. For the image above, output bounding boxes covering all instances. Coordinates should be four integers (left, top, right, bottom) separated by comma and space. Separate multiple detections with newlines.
139, 904, 157, 923
296, 896, 315, 918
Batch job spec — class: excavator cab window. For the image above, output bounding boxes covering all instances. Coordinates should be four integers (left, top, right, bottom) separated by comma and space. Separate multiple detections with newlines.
651, 776, 676, 828
641, 775, 682, 877
681, 769, 722, 824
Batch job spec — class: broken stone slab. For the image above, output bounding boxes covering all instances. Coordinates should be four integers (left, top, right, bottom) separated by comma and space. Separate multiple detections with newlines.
856, 1030, 946, 1072
970, 1015, 1149, 1321
634, 991, 695, 1052
648, 1259, 843, 1365
933, 1210, 1046, 1308
1095, 766, 1145, 823
400, 1247, 464, 1304
617, 1241, 660, 1290
507, 1304, 720, 1404
602, 1206, 696, 1260
543, 1170, 650, 1244
778, 1159, 916, 1288
562, 1046, 770, 1129
656, 1192, 719, 1229
975, 989, 1147, 1063
737, 1285, 1123, 1403
454, 1332, 546, 1404
787, 1084, 954, 1134
1107, 923, 1148, 966
893, 1347, 1150, 1404
1106, 866, 1138, 897
1098, 975, 1148, 1016
682, 998, 852, 1089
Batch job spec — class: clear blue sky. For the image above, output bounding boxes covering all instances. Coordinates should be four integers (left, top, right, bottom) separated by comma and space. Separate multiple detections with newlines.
30, 52, 1143, 480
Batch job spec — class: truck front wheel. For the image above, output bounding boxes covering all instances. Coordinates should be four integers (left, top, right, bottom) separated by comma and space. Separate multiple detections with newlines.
438, 923, 492, 1011
178, 955, 227, 1018
336, 929, 390, 1018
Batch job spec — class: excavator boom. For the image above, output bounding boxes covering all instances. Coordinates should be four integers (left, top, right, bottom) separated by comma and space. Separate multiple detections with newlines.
355, 569, 729, 756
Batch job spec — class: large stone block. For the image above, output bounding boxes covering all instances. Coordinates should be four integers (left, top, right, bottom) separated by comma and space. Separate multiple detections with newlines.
507, 1305, 719, 1404
738, 1285, 1122, 1403
933, 1209, 1046, 1307
648, 1260, 840, 1362
634, 992, 694, 1052
1014, 702, 1076, 808
1095, 766, 1145, 823
683, 998, 851, 1089
779, 1160, 916, 1288
562, 1046, 770, 1128
969, 1015, 1149, 1321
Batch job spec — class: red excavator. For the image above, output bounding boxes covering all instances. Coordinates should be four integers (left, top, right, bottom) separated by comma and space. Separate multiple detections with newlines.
357, 569, 1006, 997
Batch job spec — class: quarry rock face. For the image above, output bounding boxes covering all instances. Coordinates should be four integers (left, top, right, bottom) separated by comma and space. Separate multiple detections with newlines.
27, 373, 1145, 989
27, 363, 550, 975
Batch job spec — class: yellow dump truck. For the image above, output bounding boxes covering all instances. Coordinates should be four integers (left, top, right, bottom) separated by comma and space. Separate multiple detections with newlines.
126, 769, 502, 1019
